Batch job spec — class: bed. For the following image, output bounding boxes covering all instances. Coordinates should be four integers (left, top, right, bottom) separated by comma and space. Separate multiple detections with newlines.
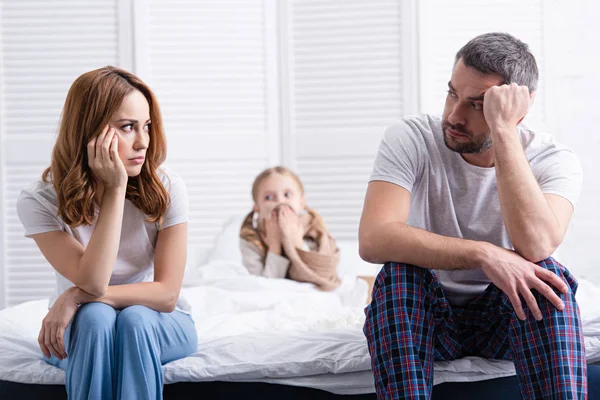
1, 216, 599, 398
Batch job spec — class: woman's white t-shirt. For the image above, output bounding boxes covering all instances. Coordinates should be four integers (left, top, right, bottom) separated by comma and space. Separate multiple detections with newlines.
16, 168, 191, 314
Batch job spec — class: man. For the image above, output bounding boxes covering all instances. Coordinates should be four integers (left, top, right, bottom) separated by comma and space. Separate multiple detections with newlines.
359, 32, 585, 399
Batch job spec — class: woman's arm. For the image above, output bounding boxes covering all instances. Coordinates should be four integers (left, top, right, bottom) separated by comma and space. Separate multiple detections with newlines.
30, 128, 128, 297
72, 223, 188, 313
32, 187, 125, 297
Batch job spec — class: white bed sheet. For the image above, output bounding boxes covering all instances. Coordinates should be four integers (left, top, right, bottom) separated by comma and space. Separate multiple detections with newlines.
1, 259, 599, 395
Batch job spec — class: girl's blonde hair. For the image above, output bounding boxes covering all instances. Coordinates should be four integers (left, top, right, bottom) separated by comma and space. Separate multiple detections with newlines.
43, 66, 169, 227
240, 166, 331, 257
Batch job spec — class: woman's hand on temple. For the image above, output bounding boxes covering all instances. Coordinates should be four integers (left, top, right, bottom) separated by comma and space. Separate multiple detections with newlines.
38, 287, 80, 360
87, 125, 128, 191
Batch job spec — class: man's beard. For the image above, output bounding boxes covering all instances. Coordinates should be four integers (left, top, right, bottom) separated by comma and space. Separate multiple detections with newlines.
442, 120, 492, 154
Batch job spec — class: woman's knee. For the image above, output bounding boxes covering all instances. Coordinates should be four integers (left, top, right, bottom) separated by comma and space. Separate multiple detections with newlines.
116, 305, 156, 335
73, 302, 117, 335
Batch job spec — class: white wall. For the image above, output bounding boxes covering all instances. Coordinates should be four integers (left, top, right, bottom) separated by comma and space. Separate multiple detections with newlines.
542, 0, 600, 283
417, 0, 600, 282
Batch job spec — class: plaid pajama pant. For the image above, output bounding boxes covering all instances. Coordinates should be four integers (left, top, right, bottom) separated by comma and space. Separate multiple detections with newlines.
363, 258, 587, 399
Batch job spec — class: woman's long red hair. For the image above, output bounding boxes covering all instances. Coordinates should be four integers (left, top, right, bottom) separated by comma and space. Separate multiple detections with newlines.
42, 66, 169, 227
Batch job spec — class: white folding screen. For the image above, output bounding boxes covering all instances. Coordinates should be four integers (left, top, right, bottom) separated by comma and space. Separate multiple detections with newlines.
132, 0, 278, 251
0, 0, 280, 308
539, 0, 600, 281
0, 0, 126, 308
282, 0, 418, 240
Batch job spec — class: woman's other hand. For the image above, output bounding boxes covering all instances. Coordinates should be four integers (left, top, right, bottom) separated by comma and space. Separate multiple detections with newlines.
38, 287, 80, 360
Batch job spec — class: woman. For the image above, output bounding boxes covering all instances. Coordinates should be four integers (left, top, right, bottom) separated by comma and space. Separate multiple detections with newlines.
16, 66, 197, 400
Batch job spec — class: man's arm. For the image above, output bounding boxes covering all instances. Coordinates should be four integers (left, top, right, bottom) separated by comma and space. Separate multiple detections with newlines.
485, 84, 574, 262
358, 180, 569, 321
358, 181, 486, 269
493, 131, 572, 262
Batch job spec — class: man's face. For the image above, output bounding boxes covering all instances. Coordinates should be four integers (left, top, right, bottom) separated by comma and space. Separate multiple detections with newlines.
442, 58, 504, 154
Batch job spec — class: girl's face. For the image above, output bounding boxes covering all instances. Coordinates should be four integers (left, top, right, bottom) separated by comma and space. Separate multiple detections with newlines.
254, 173, 306, 218
108, 90, 151, 177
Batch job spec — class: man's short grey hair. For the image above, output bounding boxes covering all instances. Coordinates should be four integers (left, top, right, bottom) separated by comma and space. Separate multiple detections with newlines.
455, 32, 539, 92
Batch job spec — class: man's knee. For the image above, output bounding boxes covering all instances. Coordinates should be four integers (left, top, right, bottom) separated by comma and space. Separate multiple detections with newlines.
535, 257, 578, 294
370, 262, 440, 311
509, 257, 582, 322
379, 262, 433, 284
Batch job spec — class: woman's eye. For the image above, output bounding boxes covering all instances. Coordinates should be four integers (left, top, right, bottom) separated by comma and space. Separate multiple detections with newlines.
265, 195, 273, 201
284, 191, 292, 198
144, 123, 151, 132
121, 124, 134, 132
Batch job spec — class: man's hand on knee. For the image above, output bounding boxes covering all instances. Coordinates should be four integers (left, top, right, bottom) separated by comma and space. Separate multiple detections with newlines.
478, 243, 569, 321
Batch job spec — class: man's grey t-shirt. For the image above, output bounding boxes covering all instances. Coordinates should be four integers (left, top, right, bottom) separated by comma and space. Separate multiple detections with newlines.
370, 114, 583, 305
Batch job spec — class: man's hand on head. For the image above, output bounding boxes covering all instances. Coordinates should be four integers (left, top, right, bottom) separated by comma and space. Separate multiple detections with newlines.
483, 83, 532, 134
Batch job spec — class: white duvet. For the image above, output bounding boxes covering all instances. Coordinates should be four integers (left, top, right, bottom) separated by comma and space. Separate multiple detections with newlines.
1, 259, 599, 395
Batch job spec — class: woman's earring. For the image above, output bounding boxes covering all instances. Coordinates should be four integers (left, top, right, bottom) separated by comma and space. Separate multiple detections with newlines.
252, 212, 259, 229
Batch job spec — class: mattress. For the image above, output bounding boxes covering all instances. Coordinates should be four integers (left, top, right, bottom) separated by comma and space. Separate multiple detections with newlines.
1, 259, 599, 395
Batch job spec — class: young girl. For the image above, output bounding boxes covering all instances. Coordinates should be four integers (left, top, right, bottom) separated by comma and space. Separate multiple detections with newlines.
16, 66, 197, 400
239, 166, 341, 290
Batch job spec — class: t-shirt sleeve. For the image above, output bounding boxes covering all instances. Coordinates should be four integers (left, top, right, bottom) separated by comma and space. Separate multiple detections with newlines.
17, 190, 64, 238
240, 239, 290, 278
531, 146, 583, 208
369, 120, 425, 192
160, 171, 189, 230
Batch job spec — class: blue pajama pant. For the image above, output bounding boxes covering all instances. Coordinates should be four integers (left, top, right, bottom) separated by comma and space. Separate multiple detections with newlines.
363, 258, 587, 399
46, 303, 198, 400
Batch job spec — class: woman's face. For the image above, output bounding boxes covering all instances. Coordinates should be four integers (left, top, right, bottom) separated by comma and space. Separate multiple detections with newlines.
108, 90, 151, 177
254, 173, 305, 219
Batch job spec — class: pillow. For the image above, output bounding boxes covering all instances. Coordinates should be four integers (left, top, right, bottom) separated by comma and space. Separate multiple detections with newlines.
200, 215, 381, 277
336, 240, 382, 277
206, 214, 246, 264
182, 215, 246, 287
